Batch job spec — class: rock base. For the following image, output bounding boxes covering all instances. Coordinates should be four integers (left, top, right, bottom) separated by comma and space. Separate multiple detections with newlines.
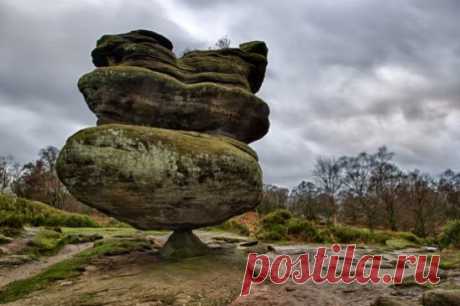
159, 230, 209, 259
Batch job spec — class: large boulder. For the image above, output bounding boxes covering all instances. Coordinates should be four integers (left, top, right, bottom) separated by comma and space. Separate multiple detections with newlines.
79, 66, 269, 143
56, 124, 263, 230
79, 29, 270, 143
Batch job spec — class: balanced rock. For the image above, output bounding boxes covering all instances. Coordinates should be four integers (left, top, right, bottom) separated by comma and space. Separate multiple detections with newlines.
78, 30, 269, 143
56, 124, 263, 230
57, 29, 270, 257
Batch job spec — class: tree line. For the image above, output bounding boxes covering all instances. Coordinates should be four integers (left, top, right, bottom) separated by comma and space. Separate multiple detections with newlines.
259, 146, 460, 237
2, 145, 460, 237
0, 146, 88, 212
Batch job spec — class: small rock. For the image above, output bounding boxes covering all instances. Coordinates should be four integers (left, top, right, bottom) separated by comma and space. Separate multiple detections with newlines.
422, 246, 438, 252
174, 293, 192, 305
342, 289, 357, 294
240, 240, 258, 247
212, 236, 246, 243
146, 236, 164, 249
58, 280, 74, 286
284, 286, 296, 292
0, 255, 34, 266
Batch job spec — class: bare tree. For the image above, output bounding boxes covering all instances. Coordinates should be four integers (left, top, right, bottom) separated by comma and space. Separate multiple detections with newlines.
257, 184, 289, 214
438, 169, 460, 220
312, 156, 343, 224
0, 155, 14, 193
39, 146, 59, 172
340, 152, 376, 229
214, 36, 231, 49
370, 147, 403, 230
400, 170, 439, 237
290, 181, 320, 220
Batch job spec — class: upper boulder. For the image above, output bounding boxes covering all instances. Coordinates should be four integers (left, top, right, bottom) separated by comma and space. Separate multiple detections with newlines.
90, 29, 268, 93
80, 30, 270, 143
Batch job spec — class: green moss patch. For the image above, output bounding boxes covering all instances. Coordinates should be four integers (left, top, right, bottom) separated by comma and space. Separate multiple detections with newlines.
0, 238, 152, 304
0, 194, 99, 228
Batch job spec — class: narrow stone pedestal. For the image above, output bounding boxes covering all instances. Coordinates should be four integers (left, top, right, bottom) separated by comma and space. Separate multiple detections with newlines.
159, 230, 209, 259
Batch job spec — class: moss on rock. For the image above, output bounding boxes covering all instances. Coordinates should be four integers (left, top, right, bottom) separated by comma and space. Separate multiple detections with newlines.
78, 65, 270, 143
56, 125, 263, 231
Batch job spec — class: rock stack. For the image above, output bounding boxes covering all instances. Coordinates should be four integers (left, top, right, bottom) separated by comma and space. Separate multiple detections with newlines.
56, 30, 270, 258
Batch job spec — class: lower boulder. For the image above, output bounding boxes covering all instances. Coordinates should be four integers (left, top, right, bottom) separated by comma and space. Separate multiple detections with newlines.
56, 124, 262, 231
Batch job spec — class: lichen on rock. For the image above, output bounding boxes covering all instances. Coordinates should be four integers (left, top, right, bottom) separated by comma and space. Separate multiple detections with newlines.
57, 124, 263, 231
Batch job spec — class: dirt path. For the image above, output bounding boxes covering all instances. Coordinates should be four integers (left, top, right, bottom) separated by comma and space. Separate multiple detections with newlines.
0, 242, 94, 288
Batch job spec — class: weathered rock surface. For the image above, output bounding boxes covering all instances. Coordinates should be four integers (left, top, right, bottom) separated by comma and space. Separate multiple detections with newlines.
423, 289, 460, 306
372, 296, 420, 306
91, 30, 267, 93
56, 124, 263, 230
159, 230, 209, 259
79, 29, 270, 143
79, 66, 269, 143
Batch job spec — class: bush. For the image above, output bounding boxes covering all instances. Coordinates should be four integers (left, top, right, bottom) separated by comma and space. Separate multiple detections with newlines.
257, 224, 288, 241
254, 209, 423, 246
261, 209, 292, 226
394, 231, 421, 243
287, 218, 324, 242
439, 220, 460, 249
218, 219, 250, 236
329, 225, 372, 243
0, 193, 99, 228
256, 209, 293, 241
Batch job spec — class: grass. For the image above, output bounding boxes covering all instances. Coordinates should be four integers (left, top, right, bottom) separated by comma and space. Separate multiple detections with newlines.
0, 193, 98, 228
21, 228, 105, 257
24, 229, 66, 256
385, 238, 417, 250
61, 227, 165, 238
439, 249, 460, 270
213, 219, 250, 236
0, 238, 152, 304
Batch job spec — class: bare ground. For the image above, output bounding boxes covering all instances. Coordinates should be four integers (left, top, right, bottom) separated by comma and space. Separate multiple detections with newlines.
0, 228, 459, 306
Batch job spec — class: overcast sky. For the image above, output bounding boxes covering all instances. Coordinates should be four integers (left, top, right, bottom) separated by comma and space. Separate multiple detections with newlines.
1, 0, 460, 188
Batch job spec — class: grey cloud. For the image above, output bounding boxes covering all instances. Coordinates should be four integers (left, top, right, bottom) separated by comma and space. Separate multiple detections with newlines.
174, 0, 460, 186
1, 0, 460, 188
0, 0, 200, 163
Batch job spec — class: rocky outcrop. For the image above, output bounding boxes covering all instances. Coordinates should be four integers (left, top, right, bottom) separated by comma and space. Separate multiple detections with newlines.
57, 29, 270, 257
57, 124, 262, 230
79, 30, 269, 143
